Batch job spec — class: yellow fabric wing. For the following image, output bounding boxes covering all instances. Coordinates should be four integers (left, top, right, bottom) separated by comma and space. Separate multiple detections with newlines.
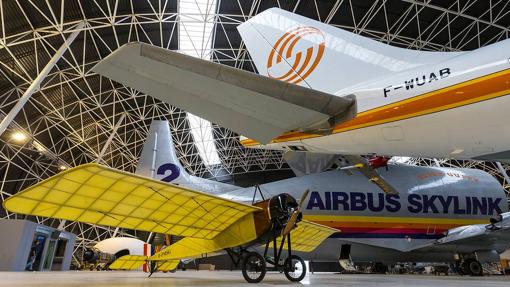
150, 213, 257, 261
3, 163, 260, 239
109, 255, 147, 270
276, 220, 338, 252
109, 255, 179, 272
154, 260, 180, 272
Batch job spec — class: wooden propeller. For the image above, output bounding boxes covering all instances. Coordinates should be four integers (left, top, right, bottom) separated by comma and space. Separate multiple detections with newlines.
281, 189, 310, 237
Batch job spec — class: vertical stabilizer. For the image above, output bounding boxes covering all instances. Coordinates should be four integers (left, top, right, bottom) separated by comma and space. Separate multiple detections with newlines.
238, 8, 460, 94
136, 120, 237, 194
136, 120, 191, 184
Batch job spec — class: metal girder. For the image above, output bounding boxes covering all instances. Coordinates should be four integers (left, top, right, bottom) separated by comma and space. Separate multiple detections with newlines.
0, 21, 85, 137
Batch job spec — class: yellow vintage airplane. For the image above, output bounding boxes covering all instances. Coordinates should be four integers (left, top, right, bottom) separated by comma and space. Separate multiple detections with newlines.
3, 163, 336, 283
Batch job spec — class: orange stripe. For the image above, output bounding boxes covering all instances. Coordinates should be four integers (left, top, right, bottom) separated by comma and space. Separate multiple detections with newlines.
241, 69, 510, 146
285, 28, 320, 59
294, 43, 325, 84
274, 51, 302, 80
276, 32, 298, 64
313, 221, 458, 229
276, 27, 316, 63
284, 47, 313, 83
267, 30, 294, 68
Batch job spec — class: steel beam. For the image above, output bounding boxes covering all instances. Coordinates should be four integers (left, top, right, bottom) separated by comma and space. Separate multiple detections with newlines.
496, 162, 510, 187
0, 21, 85, 137
96, 113, 126, 163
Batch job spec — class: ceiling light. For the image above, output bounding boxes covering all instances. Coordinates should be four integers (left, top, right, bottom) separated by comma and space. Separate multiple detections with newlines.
59, 165, 68, 171
32, 141, 46, 153
11, 132, 28, 143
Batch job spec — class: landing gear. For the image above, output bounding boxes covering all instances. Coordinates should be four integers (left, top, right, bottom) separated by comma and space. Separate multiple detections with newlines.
233, 232, 307, 283
242, 252, 267, 283
461, 259, 483, 276
284, 255, 306, 282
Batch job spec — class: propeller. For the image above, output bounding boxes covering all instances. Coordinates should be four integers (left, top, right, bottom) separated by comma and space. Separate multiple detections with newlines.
281, 189, 310, 237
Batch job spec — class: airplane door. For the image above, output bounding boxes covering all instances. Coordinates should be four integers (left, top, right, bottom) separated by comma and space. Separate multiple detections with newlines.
426, 225, 436, 237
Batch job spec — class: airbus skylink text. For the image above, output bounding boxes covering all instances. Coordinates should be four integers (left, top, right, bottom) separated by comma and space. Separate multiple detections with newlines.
306, 191, 503, 215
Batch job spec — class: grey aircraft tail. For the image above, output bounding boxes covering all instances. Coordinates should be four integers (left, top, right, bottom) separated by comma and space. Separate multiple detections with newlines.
135, 120, 237, 194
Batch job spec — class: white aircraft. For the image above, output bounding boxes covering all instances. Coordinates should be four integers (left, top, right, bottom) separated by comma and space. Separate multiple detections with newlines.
92, 8, 510, 161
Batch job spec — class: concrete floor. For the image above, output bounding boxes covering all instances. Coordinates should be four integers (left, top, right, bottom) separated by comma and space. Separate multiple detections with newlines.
0, 271, 509, 287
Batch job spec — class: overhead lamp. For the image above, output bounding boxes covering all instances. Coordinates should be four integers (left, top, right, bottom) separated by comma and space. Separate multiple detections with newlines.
59, 165, 68, 171
11, 131, 28, 143
32, 141, 46, 153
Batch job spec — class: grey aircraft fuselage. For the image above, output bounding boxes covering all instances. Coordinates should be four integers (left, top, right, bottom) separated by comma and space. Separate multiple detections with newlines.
220, 164, 508, 264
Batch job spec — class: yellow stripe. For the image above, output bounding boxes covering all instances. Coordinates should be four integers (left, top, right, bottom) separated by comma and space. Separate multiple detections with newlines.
241, 68, 510, 146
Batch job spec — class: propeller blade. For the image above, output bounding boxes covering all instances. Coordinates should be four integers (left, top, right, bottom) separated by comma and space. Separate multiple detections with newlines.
281, 211, 299, 237
281, 189, 310, 237
298, 189, 310, 209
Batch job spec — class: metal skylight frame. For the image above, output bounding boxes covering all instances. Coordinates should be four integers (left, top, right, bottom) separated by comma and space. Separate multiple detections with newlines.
178, 0, 221, 166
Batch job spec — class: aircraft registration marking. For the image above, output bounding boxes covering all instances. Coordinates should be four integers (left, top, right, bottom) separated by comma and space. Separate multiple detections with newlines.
241, 68, 510, 146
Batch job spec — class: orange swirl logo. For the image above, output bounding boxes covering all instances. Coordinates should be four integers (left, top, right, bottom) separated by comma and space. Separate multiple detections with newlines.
266, 26, 325, 84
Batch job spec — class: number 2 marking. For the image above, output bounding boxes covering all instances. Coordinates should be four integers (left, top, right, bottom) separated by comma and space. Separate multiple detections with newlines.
157, 163, 180, 182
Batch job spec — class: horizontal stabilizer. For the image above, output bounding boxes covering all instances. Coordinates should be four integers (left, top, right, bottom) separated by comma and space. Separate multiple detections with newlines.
109, 255, 147, 270
92, 43, 356, 144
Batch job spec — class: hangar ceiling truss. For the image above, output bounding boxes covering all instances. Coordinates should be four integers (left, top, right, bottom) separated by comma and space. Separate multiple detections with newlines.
0, 0, 509, 262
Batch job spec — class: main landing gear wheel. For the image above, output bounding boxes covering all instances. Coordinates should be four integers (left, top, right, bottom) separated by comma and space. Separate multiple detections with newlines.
462, 259, 483, 276
242, 252, 267, 283
284, 255, 306, 282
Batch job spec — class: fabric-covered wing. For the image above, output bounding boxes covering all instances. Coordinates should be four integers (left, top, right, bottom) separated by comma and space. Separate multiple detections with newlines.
92, 42, 356, 144
109, 255, 147, 270
154, 260, 180, 272
3, 163, 260, 239
276, 220, 338, 252
150, 213, 258, 261
109, 255, 180, 271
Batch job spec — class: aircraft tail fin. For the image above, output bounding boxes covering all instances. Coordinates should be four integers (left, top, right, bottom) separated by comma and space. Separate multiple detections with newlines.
136, 120, 191, 184
238, 8, 460, 93
136, 120, 237, 194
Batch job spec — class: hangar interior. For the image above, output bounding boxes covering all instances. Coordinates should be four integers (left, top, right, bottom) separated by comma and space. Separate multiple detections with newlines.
0, 0, 509, 285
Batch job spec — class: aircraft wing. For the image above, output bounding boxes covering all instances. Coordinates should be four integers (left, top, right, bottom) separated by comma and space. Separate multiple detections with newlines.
275, 220, 339, 252
111, 220, 337, 271
2, 163, 260, 240
408, 213, 510, 253
343, 155, 398, 194
92, 42, 356, 144
109, 255, 150, 270
109, 255, 180, 271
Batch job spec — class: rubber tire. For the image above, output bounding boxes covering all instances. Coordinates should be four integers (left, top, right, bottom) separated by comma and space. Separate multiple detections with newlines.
242, 252, 266, 283
463, 259, 483, 276
284, 255, 307, 282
